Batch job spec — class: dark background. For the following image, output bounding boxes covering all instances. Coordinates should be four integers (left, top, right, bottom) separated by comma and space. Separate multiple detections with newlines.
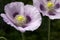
0, 0, 60, 40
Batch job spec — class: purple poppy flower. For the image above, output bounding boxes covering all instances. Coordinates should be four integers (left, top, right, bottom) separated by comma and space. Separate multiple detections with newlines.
33, 0, 60, 20
0, 2, 42, 32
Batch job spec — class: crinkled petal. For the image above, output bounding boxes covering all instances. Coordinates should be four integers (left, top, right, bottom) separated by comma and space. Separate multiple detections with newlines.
33, 0, 41, 12
17, 27, 26, 32
4, 2, 24, 23
54, 0, 60, 12
55, 8, 60, 13
24, 19, 41, 31
5, 2, 24, 16
50, 0, 55, 3
45, 12, 60, 20
1, 14, 17, 28
24, 5, 42, 31
0, 13, 26, 32
55, 0, 60, 4
33, 0, 47, 14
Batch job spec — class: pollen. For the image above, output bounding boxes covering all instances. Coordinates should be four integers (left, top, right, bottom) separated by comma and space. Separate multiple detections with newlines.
15, 15, 26, 22
47, 1, 54, 8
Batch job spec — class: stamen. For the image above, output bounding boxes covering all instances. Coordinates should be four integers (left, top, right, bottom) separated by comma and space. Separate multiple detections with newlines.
14, 15, 26, 26
47, 1, 54, 8
15, 15, 26, 22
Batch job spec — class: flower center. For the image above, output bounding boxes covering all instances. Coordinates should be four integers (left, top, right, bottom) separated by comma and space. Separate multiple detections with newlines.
15, 15, 26, 22
14, 15, 26, 26
47, 1, 54, 9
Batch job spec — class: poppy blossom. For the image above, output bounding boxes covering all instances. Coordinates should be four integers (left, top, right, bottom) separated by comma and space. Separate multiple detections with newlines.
1, 2, 42, 32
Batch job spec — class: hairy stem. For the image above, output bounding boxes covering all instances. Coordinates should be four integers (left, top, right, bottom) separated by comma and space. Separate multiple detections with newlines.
21, 33, 25, 40
48, 19, 50, 40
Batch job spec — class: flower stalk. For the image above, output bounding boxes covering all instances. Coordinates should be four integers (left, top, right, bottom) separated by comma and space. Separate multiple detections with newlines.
48, 19, 50, 40
0, 37, 7, 40
21, 33, 25, 40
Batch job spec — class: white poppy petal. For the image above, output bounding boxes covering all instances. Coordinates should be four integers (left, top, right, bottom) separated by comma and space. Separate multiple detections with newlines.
24, 5, 41, 22
17, 27, 25, 32
33, 0, 47, 14
55, 0, 60, 4
4, 2, 25, 25
5, 2, 24, 15
50, 0, 56, 3
24, 5, 42, 31
55, 8, 60, 13
33, 0, 41, 11
46, 12, 60, 19
4, 2, 24, 22
0, 13, 25, 32
1, 2, 42, 32
24, 19, 41, 31
1, 14, 15, 27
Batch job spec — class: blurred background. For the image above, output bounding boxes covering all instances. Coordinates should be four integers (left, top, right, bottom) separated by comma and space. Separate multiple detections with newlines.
0, 0, 60, 40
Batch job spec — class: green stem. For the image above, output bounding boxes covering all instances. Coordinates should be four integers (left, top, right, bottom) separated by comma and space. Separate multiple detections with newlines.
48, 19, 50, 40
21, 33, 25, 40
0, 37, 7, 40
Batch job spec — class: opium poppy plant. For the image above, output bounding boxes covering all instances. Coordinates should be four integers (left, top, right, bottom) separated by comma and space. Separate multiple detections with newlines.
33, 0, 60, 19
1, 2, 42, 32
